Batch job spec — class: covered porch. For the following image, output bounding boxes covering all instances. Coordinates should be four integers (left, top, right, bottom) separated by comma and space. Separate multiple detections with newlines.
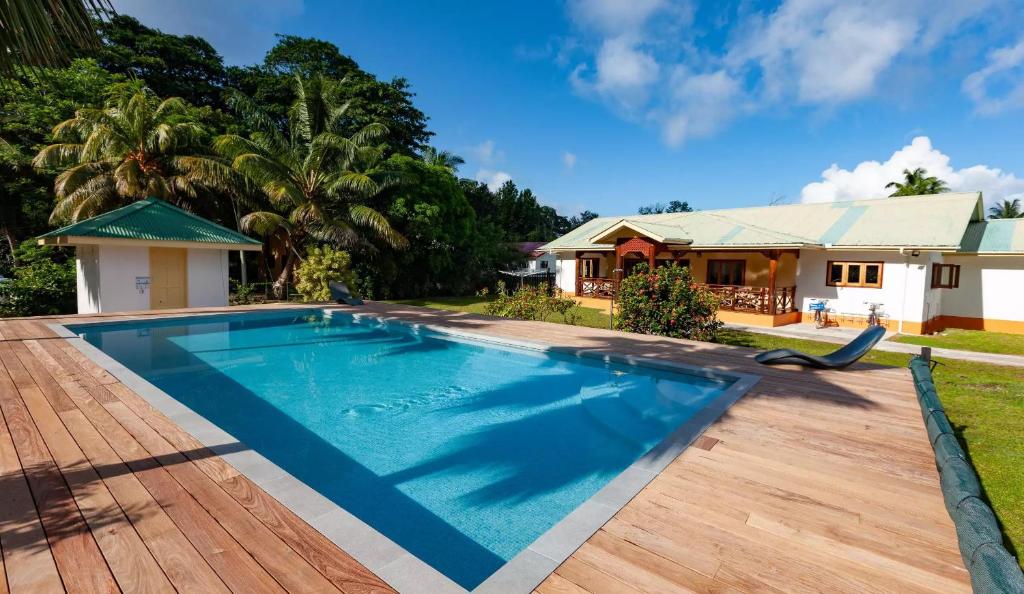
570, 236, 801, 327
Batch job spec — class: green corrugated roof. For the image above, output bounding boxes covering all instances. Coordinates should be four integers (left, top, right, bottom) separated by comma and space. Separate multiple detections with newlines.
542, 192, 986, 252
39, 197, 261, 246
959, 219, 1024, 253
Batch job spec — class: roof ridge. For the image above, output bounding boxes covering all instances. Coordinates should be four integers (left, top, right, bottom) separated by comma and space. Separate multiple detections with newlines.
146, 198, 256, 242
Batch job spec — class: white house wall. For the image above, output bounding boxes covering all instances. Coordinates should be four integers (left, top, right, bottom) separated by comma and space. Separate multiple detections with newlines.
795, 249, 931, 326
97, 245, 150, 313
555, 254, 576, 293
75, 244, 101, 314
187, 248, 230, 307
939, 255, 1024, 323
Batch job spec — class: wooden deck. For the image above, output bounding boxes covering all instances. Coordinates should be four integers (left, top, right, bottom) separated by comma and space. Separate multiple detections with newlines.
0, 303, 968, 593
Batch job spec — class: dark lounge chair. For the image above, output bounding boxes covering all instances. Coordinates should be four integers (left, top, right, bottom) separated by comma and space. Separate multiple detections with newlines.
329, 281, 363, 305
754, 325, 886, 369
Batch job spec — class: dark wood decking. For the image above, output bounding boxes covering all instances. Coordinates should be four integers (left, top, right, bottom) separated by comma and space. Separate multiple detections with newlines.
0, 303, 969, 593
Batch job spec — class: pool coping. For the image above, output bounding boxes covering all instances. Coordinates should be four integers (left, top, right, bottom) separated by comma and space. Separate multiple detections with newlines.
49, 308, 760, 594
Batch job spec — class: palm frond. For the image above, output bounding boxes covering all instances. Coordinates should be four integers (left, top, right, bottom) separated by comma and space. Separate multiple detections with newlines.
0, 0, 113, 77
348, 204, 408, 248
241, 211, 290, 236
32, 143, 83, 169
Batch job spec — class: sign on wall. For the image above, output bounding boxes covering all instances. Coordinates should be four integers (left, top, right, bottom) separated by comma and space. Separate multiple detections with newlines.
135, 276, 150, 294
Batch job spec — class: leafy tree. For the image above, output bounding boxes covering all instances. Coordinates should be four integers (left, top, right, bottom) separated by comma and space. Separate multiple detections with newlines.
0, 242, 76, 316
988, 198, 1023, 219
92, 15, 227, 108
225, 35, 431, 155
0, 59, 119, 268
294, 245, 358, 301
355, 154, 504, 298
615, 263, 721, 341
204, 74, 407, 297
420, 146, 464, 172
0, 0, 111, 77
638, 200, 692, 214
566, 210, 600, 229
886, 167, 949, 197
33, 83, 212, 223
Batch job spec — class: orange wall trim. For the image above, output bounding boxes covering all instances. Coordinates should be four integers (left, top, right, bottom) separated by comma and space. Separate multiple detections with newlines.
718, 310, 802, 328
924, 315, 1024, 335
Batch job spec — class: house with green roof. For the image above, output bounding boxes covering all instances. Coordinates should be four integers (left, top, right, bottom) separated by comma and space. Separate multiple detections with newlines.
38, 197, 262, 314
540, 192, 1024, 334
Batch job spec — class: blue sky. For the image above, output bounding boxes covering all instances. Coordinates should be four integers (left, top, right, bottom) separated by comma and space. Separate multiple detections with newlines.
112, 0, 1024, 216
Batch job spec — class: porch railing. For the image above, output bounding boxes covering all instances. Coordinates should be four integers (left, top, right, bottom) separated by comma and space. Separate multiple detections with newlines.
575, 276, 619, 298
704, 284, 797, 314
575, 277, 797, 314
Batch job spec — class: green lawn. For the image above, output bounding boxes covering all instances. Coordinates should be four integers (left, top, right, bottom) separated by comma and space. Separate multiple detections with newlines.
891, 328, 1024, 356
387, 296, 1023, 566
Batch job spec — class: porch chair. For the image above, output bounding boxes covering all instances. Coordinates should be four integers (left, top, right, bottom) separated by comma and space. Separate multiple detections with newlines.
754, 325, 886, 370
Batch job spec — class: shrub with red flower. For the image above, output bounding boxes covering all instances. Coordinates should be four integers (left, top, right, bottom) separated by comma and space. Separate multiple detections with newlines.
614, 263, 721, 341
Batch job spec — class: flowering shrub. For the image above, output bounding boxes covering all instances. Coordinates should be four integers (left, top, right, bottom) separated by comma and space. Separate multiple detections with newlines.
294, 245, 359, 302
480, 281, 581, 323
615, 263, 721, 341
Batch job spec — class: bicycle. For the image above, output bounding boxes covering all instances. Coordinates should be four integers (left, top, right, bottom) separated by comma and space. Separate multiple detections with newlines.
864, 302, 884, 326
810, 299, 830, 329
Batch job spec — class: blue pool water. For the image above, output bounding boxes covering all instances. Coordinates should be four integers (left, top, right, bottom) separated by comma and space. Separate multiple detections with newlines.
72, 310, 731, 588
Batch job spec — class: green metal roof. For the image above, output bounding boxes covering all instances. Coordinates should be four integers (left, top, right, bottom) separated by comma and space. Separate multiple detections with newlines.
959, 219, 1024, 253
542, 192, 988, 252
39, 197, 261, 247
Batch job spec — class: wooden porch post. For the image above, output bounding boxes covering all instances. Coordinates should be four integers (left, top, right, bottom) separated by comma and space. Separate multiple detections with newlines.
767, 250, 779, 315
575, 251, 582, 294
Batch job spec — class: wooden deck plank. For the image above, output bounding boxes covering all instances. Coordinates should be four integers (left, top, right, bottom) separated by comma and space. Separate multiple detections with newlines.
0, 304, 970, 593
0, 345, 119, 594
0, 401, 63, 594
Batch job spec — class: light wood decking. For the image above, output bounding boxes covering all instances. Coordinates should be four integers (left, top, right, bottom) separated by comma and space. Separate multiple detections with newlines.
0, 303, 969, 593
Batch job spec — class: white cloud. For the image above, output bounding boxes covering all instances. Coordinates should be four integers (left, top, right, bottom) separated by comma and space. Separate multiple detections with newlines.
471, 139, 498, 163
475, 169, 513, 191
562, 0, 996, 145
566, 0, 669, 36
663, 68, 745, 145
562, 151, 577, 170
963, 38, 1024, 115
799, 136, 1024, 208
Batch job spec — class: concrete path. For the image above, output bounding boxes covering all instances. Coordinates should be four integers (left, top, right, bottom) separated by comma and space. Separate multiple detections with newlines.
724, 322, 1024, 368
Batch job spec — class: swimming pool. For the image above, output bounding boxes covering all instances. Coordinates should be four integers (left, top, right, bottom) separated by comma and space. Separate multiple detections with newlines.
64, 309, 756, 592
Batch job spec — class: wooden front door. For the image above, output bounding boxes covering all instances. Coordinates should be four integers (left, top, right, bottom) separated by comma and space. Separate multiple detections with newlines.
149, 247, 188, 309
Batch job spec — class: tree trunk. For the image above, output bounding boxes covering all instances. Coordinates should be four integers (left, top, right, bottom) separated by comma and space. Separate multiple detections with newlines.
3, 226, 18, 267
273, 248, 298, 300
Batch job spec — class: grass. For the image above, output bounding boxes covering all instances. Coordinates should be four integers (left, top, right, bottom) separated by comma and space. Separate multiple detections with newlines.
891, 328, 1024, 356
388, 296, 1024, 566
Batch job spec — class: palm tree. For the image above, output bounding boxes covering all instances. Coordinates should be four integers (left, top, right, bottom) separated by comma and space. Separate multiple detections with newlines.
0, 1, 112, 77
988, 198, 1023, 219
885, 167, 950, 197
421, 146, 464, 172
33, 83, 207, 223
202, 75, 407, 297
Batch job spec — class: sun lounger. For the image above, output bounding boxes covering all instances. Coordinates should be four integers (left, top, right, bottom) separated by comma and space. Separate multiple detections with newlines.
754, 325, 886, 369
329, 281, 363, 305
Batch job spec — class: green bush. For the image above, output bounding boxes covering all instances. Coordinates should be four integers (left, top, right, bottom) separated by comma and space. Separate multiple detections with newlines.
294, 245, 358, 302
481, 281, 580, 322
0, 242, 76, 317
615, 263, 722, 341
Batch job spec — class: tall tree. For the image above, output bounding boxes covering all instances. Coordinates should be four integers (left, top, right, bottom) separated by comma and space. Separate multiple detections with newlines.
885, 167, 949, 196
33, 83, 210, 223
420, 146, 464, 172
638, 200, 692, 214
200, 75, 407, 296
0, 59, 119, 268
0, 0, 111, 76
225, 35, 431, 155
566, 210, 599, 230
91, 15, 228, 109
988, 198, 1023, 219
